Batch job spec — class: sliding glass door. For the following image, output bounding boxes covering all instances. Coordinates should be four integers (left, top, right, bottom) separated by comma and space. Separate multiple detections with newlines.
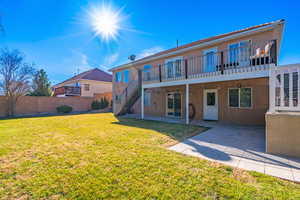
166, 92, 181, 117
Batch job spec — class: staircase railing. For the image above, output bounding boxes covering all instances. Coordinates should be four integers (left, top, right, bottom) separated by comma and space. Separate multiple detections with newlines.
115, 79, 140, 115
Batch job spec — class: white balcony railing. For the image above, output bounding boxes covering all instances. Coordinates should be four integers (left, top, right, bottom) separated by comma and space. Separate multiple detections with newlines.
269, 64, 300, 112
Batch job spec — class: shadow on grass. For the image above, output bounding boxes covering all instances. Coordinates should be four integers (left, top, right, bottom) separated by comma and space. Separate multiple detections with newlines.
113, 117, 208, 142
113, 117, 232, 161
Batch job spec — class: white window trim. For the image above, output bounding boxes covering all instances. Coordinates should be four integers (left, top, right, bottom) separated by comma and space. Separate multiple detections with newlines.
144, 91, 151, 107
143, 65, 152, 81
228, 87, 253, 109
115, 71, 122, 82
123, 69, 130, 83
165, 91, 183, 118
227, 40, 252, 64
84, 84, 90, 91
164, 57, 183, 78
202, 48, 218, 72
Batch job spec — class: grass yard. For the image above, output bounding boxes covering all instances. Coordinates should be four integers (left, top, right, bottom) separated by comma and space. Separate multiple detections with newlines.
0, 113, 299, 200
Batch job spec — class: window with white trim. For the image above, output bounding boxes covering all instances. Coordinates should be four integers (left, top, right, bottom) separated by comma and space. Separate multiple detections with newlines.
144, 92, 151, 106
84, 84, 90, 91
165, 57, 182, 78
143, 65, 152, 81
229, 88, 252, 108
123, 70, 130, 83
228, 41, 251, 66
115, 72, 122, 82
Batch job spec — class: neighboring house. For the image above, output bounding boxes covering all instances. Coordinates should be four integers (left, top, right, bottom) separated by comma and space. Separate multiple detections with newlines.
110, 19, 285, 126
52, 68, 112, 98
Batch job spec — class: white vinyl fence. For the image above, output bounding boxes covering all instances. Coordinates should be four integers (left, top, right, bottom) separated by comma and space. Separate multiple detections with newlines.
269, 64, 300, 112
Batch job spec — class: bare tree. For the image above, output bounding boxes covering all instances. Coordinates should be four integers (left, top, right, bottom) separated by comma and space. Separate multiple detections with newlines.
0, 48, 35, 116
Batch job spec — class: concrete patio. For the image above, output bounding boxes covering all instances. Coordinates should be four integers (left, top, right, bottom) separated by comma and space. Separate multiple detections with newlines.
169, 123, 300, 182
123, 114, 300, 182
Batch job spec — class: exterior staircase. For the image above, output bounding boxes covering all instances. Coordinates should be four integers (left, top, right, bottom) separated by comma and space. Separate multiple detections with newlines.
115, 80, 141, 116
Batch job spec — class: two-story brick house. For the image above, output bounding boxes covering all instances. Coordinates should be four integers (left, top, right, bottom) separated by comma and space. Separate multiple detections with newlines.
110, 20, 285, 125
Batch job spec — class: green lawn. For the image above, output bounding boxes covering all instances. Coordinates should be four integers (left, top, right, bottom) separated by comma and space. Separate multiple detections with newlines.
0, 113, 299, 200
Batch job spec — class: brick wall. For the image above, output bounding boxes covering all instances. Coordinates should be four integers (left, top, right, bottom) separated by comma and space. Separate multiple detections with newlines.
0, 96, 95, 117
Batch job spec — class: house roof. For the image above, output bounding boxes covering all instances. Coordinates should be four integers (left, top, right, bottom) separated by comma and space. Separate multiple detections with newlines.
110, 19, 285, 72
53, 68, 112, 88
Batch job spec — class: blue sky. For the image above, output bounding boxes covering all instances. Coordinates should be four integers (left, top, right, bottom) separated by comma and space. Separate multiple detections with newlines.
0, 0, 300, 84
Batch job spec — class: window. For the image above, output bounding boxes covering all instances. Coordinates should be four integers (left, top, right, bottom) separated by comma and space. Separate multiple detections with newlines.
229, 89, 239, 107
143, 65, 152, 81
115, 72, 122, 82
123, 70, 130, 83
229, 41, 250, 66
240, 88, 252, 108
203, 49, 217, 73
165, 58, 182, 78
229, 88, 252, 108
84, 84, 90, 91
229, 43, 239, 64
175, 60, 182, 77
144, 92, 151, 106
167, 61, 173, 78
207, 92, 216, 106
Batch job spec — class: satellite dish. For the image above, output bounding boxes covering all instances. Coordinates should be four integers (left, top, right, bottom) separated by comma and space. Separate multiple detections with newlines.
128, 54, 136, 61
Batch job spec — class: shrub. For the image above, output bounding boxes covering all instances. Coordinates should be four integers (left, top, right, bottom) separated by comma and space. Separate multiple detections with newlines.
56, 105, 73, 113
91, 100, 101, 110
91, 97, 109, 110
100, 97, 109, 109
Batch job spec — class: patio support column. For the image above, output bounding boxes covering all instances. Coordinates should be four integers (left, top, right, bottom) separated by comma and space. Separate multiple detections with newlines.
141, 86, 144, 119
185, 84, 189, 124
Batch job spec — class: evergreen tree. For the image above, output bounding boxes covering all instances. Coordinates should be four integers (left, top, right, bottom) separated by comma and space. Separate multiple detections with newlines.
29, 69, 52, 96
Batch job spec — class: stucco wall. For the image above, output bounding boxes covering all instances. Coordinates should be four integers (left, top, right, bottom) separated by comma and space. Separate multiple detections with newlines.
0, 96, 95, 117
132, 78, 268, 125
266, 112, 300, 157
79, 80, 112, 97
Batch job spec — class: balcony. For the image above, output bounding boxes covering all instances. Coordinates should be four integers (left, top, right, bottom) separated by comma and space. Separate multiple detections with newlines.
54, 86, 81, 96
142, 40, 277, 85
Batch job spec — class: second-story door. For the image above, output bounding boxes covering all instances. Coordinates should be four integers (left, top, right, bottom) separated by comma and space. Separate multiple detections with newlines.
229, 41, 251, 67
203, 48, 218, 73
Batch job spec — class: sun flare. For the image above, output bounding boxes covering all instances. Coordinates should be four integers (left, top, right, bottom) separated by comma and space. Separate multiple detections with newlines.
88, 4, 123, 41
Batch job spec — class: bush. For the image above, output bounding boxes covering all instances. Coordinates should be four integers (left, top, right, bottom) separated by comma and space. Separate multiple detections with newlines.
91, 100, 101, 110
91, 97, 109, 110
56, 105, 73, 113
100, 97, 109, 109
